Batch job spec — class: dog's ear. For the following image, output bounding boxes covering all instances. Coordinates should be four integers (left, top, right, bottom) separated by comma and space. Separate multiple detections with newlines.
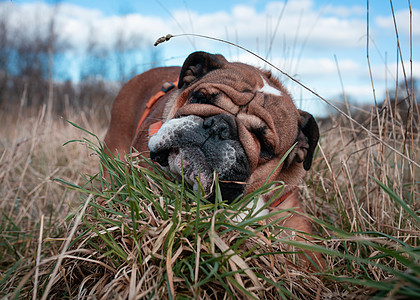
179, 51, 228, 88
285, 110, 319, 171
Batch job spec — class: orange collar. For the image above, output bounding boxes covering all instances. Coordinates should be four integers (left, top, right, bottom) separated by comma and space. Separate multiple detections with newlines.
270, 188, 296, 207
135, 79, 178, 136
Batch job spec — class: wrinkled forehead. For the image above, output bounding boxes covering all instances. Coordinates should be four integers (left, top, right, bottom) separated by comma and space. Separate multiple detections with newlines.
169, 62, 301, 169
197, 62, 297, 110
204, 62, 264, 92
174, 62, 299, 119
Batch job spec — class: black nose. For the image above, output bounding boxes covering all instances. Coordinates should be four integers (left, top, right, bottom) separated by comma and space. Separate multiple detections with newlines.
150, 149, 170, 166
203, 115, 237, 140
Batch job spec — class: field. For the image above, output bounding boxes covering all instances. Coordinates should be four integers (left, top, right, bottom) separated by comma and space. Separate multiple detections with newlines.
0, 75, 418, 299
0, 104, 108, 298
1, 3, 419, 294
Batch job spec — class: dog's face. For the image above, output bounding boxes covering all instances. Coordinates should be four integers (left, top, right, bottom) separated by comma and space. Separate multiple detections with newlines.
148, 52, 319, 201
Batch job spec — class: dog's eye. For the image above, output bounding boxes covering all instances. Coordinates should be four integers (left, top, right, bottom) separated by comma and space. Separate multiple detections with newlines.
189, 91, 209, 104
252, 127, 275, 160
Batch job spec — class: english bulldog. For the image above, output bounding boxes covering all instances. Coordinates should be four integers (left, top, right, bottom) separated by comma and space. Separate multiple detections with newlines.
104, 51, 323, 267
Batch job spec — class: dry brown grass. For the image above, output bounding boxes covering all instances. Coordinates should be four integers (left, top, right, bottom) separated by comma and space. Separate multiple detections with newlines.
2, 0, 419, 297
1, 11, 419, 294
0, 86, 418, 299
308, 108, 419, 292
0, 101, 109, 298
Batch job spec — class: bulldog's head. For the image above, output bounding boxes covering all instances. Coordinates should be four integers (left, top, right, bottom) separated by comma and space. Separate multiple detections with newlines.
148, 51, 319, 202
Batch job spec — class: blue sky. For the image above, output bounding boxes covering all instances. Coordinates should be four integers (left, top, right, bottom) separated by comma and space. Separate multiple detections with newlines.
37, 0, 411, 17
3, 0, 419, 116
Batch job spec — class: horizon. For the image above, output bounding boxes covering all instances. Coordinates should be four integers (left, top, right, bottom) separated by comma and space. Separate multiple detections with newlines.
1, 0, 418, 116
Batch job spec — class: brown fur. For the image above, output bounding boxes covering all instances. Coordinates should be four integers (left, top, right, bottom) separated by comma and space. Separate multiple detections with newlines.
105, 67, 181, 157
104, 52, 324, 269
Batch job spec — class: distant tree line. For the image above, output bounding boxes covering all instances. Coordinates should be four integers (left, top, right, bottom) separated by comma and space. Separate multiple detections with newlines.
0, 4, 162, 115
0, 3, 417, 127
319, 77, 419, 138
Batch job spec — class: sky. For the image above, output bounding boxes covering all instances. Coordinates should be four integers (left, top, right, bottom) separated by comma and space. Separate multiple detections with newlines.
1, 0, 419, 116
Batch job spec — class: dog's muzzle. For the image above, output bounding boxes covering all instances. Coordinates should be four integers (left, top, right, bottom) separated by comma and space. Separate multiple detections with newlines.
148, 114, 250, 201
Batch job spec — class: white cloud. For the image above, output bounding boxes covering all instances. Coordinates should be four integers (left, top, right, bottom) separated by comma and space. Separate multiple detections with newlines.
376, 8, 420, 39
0, 0, 417, 116
371, 61, 420, 83
1, 2, 56, 39
0, 0, 368, 54
0, 2, 170, 50
322, 4, 365, 18
166, 0, 367, 52
235, 52, 362, 78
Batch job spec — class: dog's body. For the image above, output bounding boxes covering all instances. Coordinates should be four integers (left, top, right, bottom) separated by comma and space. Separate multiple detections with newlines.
104, 52, 323, 267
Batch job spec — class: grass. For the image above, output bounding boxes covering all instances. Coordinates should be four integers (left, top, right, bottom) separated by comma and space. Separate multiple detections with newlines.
46, 123, 327, 299
0, 86, 418, 299
0, 103, 108, 298
0, 2, 419, 296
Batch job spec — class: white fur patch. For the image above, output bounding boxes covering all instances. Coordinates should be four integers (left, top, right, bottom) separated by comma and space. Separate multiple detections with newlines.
233, 196, 269, 222
148, 116, 200, 151
259, 77, 282, 96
